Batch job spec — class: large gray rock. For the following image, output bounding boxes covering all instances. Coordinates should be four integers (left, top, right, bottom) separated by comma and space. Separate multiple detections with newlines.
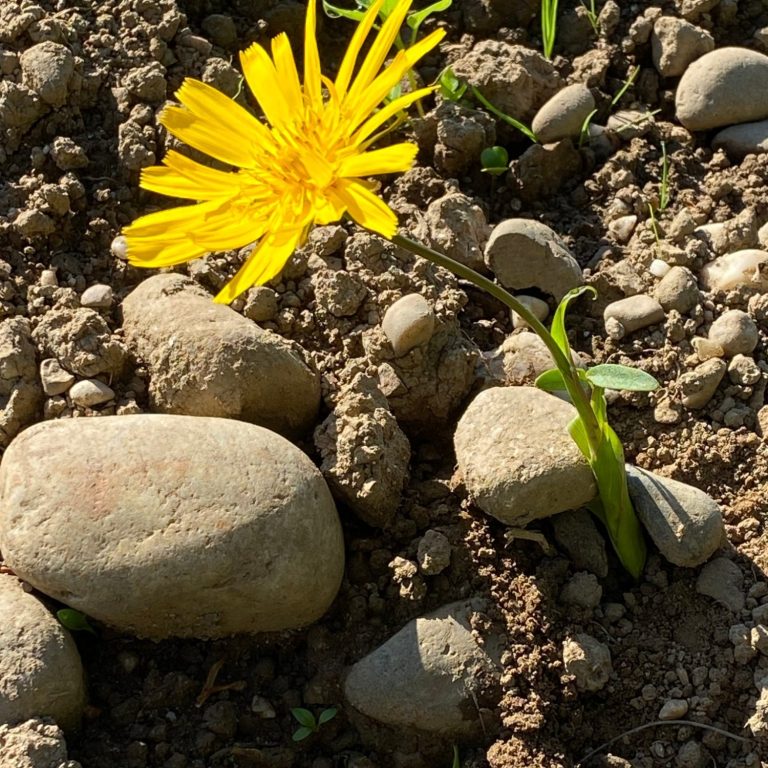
0, 416, 344, 639
121, 274, 319, 438
675, 47, 768, 131
484, 219, 582, 300
454, 387, 596, 526
531, 83, 596, 143
626, 465, 725, 567
344, 600, 500, 736
0, 576, 85, 731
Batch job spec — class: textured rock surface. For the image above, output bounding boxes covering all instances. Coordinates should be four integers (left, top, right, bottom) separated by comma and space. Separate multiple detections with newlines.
121, 274, 319, 437
699, 249, 768, 292
454, 387, 596, 525
484, 219, 582, 300
562, 634, 612, 692
0, 719, 69, 768
678, 358, 726, 409
552, 509, 609, 577
0, 576, 85, 731
696, 557, 745, 612
675, 47, 768, 131
0, 416, 344, 639
315, 374, 410, 528
626, 465, 725, 567
651, 16, 714, 77
344, 600, 500, 735
707, 309, 758, 357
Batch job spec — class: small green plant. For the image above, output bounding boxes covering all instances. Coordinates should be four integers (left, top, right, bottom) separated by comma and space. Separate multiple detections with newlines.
480, 145, 509, 176
57, 608, 96, 635
452, 745, 461, 767
658, 140, 670, 211
438, 68, 538, 142
611, 65, 640, 108
541, 0, 560, 59
581, 0, 599, 33
291, 706, 338, 742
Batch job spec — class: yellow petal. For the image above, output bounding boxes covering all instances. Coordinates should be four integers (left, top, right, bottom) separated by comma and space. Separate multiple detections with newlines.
271, 33, 303, 115
214, 226, 304, 303
165, 79, 275, 167
127, 238, 209, 268
338, 142, 417, 178
303, 0, 322, 109
345, 0, 412, 106
346, 29, 444, 129
353, 86, 435, 143
335, 179, 398, 237
140, 151, 240, 200
334, 0, 386, 98
240, 43, 293, 128
123, 199, 224, 239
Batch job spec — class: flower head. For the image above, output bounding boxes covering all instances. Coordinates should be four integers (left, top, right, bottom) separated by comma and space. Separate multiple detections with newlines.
123, 0, 444, 303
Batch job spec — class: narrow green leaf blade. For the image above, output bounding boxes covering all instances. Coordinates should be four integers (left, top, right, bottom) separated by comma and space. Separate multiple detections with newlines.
566, 415, 591, 461
550, 285, 596, 358
292, 726, 313, 742
291, 708, 316, 728
585, 364, 659, 392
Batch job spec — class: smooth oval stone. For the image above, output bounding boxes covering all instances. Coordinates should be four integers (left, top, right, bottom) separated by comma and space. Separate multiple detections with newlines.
0, 574, 85, 731
531, 83, 595, 143
121, 274, 320, 438
675, 47, 768, 131
344, 600, 500, 736
381, 294, 435, 357
0, 416, 344, 639
712, 119, 768, 159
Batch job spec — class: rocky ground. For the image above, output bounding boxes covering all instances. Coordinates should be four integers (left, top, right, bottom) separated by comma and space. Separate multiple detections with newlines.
2, 0, 768, 767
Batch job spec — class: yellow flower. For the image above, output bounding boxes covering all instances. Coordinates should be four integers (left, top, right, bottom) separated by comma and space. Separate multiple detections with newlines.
123, 0, 444, 303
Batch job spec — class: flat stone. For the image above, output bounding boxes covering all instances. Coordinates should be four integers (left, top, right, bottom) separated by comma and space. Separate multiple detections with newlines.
678, 358, 726, 409
531, 83, 595, 143
484, 219, 582, 300
653, 266, 700, 314
454, 387, 596, 526
604, 295, 665, 339
80, 283, 113, 309
713, 119, 768, 159
381, 294, 435, 357
708, 309, 758, 357
39, 358, 74, 396
0, 415, 344, 639
344, 600, 500, 736
699, 249, 768, 293
0, 575, 85, 731
696, 557, 745, 612
121, 274, 319, 438
675, 47, 768, 131
625, 465, 725, 567
68, 378, 114, 407
562, 633, 611, 692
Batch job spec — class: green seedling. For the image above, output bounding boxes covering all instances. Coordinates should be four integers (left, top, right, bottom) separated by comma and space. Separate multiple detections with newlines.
658, 140, 670, 211
581, 0, 599, 33
57, 608, 96, 635
452, 745, 460, 768
578, 108, 598, 147
541, 0, 559, 59
394, 230, 659, 578
291, 706, 338, 742
611, 65, 640, 108
480, 145, 509, 176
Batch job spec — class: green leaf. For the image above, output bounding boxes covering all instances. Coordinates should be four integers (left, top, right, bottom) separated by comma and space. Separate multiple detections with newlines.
590, 385, 607, 425
321, 0, 367, 21
550, 285, 596, 358
588, 427, 646, 579
57, 608, 96, 635
438, 67, 466, 101
318, 707, 338, 725
535, 367, 568, 392
292, 726, 314, 742
452, 745, 461, 768
406, 0, 452, 32
566, 415, 590, 461
585, 364, 659, 392
291, 708, 316, 729
480, 145, 509, 171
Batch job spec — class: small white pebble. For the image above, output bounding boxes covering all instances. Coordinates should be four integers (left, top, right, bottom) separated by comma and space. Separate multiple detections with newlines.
81, 283, 114, 309
650, 259, 671, 278
40, 269, 58, 287
111, 235, 128, 260
69, 379, 115, 407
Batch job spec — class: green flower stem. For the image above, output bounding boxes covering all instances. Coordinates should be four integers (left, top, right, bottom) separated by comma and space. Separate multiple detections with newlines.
391, 233, 603, 455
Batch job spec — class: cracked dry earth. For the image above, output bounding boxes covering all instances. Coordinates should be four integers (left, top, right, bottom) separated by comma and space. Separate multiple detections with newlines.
2, 0, 768, 767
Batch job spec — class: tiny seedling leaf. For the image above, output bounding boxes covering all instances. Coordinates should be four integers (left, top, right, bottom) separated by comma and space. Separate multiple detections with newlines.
535, 367, 568, 392
585, 364, 659, 392
318, 707, 338, 725
480, 145, 509, 173
438, 67, 466, 101
550, 285, 596, 358
292, 726, 314, 742
291, 707, 317, 729
57, 608, 96, 635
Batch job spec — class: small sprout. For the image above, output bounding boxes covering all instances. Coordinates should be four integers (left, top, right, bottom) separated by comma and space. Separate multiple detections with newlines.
658, 140, 670, 211
57, 608, 96, 635
452, 745, 461, 768
611, 65, 640, 108
581, 0, 599, 34
438, 67, 467, 102
480, 145, 509, 176
291, 706, 338, 742
541, 0, 560, 59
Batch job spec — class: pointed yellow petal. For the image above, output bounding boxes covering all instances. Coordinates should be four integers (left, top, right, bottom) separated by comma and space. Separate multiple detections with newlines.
271, 33, 303, 114
335, 179, 397, 237
353, 86, 435, 142
334, 0, 386, 97
214, 226, 304, 303
123, 199, 224, 238
338, 142, 417, 178
345, 0, 412, 106
303, 0, 322, 108
240, 43, 293, 128
127, 238, 209, 268
346, 29, 444, 128
140, 152, 240, 200
164, 79, 274, 167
